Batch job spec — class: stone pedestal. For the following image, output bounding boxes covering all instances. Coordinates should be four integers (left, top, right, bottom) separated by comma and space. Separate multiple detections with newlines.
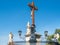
8, 42, 14, 45
25, 23, 41, 42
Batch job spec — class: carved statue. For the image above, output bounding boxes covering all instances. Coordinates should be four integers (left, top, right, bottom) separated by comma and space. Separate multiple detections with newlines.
8, 32, 14, 45
9, 32, 13, 42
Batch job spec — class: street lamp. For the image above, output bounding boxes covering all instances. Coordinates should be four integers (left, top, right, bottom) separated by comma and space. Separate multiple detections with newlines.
44, 31, 48, 38
18, 30, 26, 40
18, 30, 22, 37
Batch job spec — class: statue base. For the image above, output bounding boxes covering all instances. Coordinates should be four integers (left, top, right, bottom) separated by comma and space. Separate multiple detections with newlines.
8, 42, 14, 45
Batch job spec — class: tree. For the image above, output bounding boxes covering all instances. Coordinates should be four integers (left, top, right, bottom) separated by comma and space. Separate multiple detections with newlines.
46, 29, 60, 45
47, 35, 54, 41
55, 29, 60, 34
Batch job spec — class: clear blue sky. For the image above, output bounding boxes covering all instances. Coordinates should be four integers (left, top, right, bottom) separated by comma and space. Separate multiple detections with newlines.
0, 0, 60, 45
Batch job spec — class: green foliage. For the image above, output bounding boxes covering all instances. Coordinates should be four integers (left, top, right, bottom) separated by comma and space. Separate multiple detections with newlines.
47, 35, 54, 41
58, 37, 60, 44
58, 37, 60, 41
46, 43, 55, 45
55, 29, 60, 34
46, 29, 60, 45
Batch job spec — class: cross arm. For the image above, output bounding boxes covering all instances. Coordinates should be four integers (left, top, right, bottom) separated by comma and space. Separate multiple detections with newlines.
28, 3, 38, 10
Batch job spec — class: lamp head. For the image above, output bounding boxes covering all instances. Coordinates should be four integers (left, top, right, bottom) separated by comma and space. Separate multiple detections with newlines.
18, 30, 22, 36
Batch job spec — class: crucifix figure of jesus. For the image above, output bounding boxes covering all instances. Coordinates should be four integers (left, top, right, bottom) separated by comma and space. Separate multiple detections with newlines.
28, 2, 38, 27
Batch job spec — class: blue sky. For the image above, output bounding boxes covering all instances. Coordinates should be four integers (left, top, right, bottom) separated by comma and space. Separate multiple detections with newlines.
0, 0, 60, 45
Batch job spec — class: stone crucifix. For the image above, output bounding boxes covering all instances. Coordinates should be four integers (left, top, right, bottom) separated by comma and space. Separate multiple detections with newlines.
28, 2, 38, 27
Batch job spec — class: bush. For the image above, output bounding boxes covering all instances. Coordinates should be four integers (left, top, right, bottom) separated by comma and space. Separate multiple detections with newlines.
58, 37, 60, 44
